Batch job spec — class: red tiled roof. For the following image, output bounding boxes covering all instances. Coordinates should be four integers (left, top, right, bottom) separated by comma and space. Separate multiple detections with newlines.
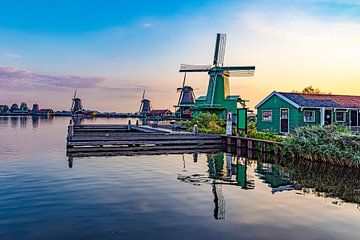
280, 92, 360, 108
39, 109, 54, 113
149, 109, 172, 115
300, 93, 360, 108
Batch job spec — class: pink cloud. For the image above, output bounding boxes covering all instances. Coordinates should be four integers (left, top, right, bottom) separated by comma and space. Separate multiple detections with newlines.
0, 66, 105, 89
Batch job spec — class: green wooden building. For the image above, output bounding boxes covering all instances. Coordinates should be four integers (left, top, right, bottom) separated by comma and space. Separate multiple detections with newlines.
255, 91, 360, 134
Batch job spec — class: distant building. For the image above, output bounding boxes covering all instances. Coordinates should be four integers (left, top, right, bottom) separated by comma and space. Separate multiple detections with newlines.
39, 109, 54, 116
149, 109, 172, 117
256, 91, 360, 134
20, 102, 29, 111
32, 103, 39, 115
0, 105, 10, 114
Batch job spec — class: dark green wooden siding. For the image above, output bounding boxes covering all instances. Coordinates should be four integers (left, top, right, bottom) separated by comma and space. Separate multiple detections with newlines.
256, 95, 299, 133
256, 94, 354, 134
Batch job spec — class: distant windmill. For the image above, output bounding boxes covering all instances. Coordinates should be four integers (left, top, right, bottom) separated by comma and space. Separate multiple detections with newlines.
138, 90, 151, 115
179, 33, 255, 119
174, 73, 195, 118
71, 90, 84, 114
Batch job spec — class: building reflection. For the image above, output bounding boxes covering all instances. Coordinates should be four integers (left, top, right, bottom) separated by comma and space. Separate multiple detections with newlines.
32, 116, 39, 128
10, 116, 18, 128
20, 116, 27, 129
0, 116, 9, 127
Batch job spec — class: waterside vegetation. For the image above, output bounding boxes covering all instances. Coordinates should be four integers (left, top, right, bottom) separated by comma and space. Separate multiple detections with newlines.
282, 125, 360, 168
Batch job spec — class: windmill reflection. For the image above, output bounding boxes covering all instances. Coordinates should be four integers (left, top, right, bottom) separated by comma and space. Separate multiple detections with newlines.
178, 152, 255, 220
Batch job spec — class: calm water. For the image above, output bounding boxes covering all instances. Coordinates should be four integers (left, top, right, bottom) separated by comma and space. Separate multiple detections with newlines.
0, 116, 359, 240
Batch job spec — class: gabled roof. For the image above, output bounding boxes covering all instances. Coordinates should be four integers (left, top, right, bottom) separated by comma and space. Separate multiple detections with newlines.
256, 91, 360, 109
255, 91, 300, 109
149, 109, 172, 115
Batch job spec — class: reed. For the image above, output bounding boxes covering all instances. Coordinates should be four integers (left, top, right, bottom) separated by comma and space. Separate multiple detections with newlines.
282, 125, 360, 167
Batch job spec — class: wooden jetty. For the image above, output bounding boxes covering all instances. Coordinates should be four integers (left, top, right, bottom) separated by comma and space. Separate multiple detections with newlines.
223, 135, 283, 155
66, 121, 223, 154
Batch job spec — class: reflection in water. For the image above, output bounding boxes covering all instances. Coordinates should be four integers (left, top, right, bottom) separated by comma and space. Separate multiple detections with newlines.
32, 116, 39, 128
177, 150, 360, 220
10, 116, 18, 128
20, 116, 27, 129
229, 146, 360, 205
0, 116, 9, 127
1, 116, 56, 129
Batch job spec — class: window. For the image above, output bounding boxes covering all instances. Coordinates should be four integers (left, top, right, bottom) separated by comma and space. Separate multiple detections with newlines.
335, 111, 346, 122
262, 110, 272, 122
304, 111, 315, 122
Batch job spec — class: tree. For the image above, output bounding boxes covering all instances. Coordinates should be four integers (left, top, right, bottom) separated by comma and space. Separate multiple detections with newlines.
10, 103, 19, 112
293, 86, 331, 94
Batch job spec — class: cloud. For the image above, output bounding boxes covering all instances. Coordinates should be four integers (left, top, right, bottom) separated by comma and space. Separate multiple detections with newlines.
0, 52, 22, 59
142, 22, 153, 28
0, 66, 105, 89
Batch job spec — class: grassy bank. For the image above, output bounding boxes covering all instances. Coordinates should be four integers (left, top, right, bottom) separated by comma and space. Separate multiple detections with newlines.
282, 125, 360, 167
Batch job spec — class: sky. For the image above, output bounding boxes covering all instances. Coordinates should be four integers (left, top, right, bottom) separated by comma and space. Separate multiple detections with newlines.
0, 0, 359, 112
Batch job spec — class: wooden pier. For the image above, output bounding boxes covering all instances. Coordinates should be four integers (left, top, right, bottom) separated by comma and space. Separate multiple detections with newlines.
223, 135, 283, 155
66, 121, 223, 154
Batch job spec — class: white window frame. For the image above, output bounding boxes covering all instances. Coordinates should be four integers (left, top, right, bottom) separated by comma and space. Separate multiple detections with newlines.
262, 110, 272, 122
335, 111, 346, 123
303, 110, 315, 123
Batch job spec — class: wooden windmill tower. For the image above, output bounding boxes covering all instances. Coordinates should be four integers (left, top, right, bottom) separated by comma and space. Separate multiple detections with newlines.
138, 90, 152, 115
174, 73, 196, 119
179, 33, 255, 121
71, 90, 84, 114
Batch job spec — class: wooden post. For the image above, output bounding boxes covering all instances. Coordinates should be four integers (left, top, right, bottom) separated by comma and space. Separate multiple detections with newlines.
67, 119, 74, 141
236, 138, 241, 147
193, 124, 198, 136
262, 142, 267, 152
247, 140, 253, 150
128, 119, 131, 131
274, 144, 280, 156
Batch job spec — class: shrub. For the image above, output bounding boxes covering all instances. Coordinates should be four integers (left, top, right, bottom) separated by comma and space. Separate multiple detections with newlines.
183, 113, 226, 134
282, 125, 360, 167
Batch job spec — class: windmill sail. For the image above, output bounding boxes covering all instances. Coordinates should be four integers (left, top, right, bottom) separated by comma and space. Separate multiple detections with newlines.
179, 64, 212, 72
213, 33, 226, 66
221, 66, 256, 77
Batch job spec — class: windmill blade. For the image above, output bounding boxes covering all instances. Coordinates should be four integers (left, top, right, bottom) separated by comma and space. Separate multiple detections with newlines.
221, 66, 256, 77
71, 89, 77, 111
213, 33, 226, 66
182, 72, 186, 88
179, 64, 212, 72
142, 90, 145, 100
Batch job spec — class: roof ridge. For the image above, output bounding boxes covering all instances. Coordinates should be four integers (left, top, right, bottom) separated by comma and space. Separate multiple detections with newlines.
279, 92, 360, 97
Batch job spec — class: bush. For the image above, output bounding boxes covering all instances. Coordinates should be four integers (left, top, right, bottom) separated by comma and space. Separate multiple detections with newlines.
282, 125, 360, 167
183, 113, 226, 134
245, 122, 284, 142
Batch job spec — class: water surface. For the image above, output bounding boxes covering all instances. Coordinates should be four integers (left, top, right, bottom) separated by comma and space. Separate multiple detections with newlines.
0, 116, 359, 240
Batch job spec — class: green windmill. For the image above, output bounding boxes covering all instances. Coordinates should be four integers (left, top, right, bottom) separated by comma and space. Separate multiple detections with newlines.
179, 33, 255, 121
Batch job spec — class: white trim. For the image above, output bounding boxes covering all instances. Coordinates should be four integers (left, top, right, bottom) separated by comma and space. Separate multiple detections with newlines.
303, 110, 316, 123
280, 108, 289, 134
262, 110, 273, 122
335, 111, 346, 123
255, 91, 301, 109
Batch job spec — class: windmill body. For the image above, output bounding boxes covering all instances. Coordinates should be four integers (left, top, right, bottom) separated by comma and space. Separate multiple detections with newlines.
179, 33, 255, 121
138, 90, 152, 115
71, 90, 84, 114
174, 73, 196, 118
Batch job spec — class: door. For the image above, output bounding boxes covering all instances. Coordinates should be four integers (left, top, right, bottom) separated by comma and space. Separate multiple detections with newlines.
350, 110, 358, 127
324, 110, 332, 125
280, 109, 289, 133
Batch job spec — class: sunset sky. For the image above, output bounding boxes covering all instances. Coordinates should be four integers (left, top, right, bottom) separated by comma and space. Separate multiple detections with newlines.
0, 0, 359, 112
